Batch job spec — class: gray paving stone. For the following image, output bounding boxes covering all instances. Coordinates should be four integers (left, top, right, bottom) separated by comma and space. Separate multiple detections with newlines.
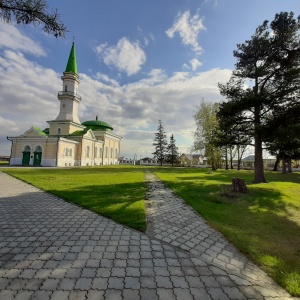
207, 287, 230, 300
68, 290, 87, 300
157, 288, 176, 300
58, 278, 76, 290
190, 288, 212, 300
123, 289, 140, 300
31, 290, 52, 300
222, 286, 247, 299
155, 276, 173, 288
92, 277, 108, 289
108, 276, 124, 289
140, 288, 158, 300
7, 278, 28, 290
104, 289, 122, 300
74, 277, 92, 290
0, 171, 295, 300
86, 289, 105, 300
41, 278, 60, 291
124, 276, 140, 289
50, 290, 70, 300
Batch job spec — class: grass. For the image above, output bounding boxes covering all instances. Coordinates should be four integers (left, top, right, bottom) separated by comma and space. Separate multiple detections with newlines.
2, 166, 147, 232
2, 165, 300, 295
0, 161, 9, 165
153, 167, 300, 296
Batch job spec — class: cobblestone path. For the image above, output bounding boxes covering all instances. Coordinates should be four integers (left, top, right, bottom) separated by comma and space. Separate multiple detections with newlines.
0, 171, 297, 300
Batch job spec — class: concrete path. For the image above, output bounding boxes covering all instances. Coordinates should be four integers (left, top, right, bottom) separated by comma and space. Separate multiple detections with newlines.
0, 171, 296, 300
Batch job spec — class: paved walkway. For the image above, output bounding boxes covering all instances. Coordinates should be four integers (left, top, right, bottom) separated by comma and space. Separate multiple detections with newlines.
0, 171, 297, 300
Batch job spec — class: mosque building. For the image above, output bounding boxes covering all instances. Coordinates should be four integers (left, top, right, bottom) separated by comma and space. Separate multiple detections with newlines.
7, 43, 121, 167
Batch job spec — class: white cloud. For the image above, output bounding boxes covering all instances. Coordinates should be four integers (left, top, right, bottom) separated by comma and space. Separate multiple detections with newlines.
183, 58, 203, 71
166, 10, 206, 56
0, 26, 232, 158
94, 73, 120, 87
95, 37, 146, 76
0, 24, 46, 56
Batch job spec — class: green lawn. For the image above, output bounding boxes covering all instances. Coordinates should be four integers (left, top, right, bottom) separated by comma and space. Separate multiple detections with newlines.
153, 167, 300, 296
2, 166, 147, 232
2, 165, 300, 295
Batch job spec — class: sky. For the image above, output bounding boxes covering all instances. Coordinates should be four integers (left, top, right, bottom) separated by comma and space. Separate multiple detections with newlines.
0, 0, 299, 158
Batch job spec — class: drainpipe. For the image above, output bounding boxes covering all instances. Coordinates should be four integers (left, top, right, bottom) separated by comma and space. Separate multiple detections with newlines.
6, 137, 13, 165
56, 137, 60, 167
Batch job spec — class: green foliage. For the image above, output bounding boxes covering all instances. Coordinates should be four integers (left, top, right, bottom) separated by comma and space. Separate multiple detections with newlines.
2, 166, 147, 231
166, 134, 179, 166
154, 167, 300, 296
218, 12, 300, 183
0, 0, 67, 37
153, 120, 168, 166
194, 100, 222, 169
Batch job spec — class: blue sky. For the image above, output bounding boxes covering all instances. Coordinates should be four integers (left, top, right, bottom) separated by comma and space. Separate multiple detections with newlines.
0, 0, 299, 158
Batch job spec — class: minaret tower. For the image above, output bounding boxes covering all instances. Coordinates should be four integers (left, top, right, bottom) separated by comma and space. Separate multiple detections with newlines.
48, 42, 85, 135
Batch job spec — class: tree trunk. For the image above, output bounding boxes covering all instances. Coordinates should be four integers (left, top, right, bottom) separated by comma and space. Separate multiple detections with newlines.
225, 147, 229, 170
237, 146, 240, 170
253, 108, 266, 183
230, 147, 233, 169
287, 159, 292, 173
273, 155, 280, 171
282, 157, 287, 174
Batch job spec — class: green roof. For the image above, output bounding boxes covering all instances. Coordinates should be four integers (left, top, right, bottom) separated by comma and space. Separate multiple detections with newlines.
33, 127, 47, 136
65, 42, 78, 74
82, 119, 113, 131
69, 129, 88, 136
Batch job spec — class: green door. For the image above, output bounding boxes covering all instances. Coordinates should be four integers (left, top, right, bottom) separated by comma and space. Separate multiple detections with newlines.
33, 152, 42, 166
22, 152, 30, 165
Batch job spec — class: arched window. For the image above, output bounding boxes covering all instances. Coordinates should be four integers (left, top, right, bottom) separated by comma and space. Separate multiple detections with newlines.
34, 145, 42, 152
57, 128, 61, 135
23, 145, 31, 152
86, 146, 90, 158
65, 85, 67, 92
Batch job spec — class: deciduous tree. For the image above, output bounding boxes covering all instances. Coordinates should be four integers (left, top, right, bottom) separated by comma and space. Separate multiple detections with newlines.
194, 100, 222, 170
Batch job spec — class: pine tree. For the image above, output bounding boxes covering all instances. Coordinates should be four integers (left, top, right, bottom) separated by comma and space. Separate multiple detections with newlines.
153, 120, 168, 166
0, 0, 66, 37
167, 134, 179, 166
218, 12, 300, 183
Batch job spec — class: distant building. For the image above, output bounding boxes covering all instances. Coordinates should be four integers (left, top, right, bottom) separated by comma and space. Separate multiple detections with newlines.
7, 43, 121, 167
179, 154, 207, 166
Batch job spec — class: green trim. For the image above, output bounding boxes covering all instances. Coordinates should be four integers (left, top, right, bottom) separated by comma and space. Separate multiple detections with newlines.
65, 42, 78, 74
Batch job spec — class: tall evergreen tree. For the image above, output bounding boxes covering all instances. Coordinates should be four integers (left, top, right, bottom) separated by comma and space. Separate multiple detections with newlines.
218, 12, 300, 183
0, 0, 66, 37
153, 120, 168, 166
166, 134, 179, 166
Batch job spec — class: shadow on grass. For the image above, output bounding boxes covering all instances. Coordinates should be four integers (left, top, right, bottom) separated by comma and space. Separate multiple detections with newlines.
154, 170, 300, 296
46, 182, 147, 232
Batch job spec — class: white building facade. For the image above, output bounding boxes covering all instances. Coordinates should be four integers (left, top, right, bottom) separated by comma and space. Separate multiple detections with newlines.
8, 43, 121, 167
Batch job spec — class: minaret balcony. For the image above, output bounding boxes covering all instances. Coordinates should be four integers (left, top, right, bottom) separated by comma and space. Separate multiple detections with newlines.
58, 91, 81, 101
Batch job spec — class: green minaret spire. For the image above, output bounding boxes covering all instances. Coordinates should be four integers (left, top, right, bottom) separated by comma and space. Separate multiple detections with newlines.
65, 42, 78, 74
